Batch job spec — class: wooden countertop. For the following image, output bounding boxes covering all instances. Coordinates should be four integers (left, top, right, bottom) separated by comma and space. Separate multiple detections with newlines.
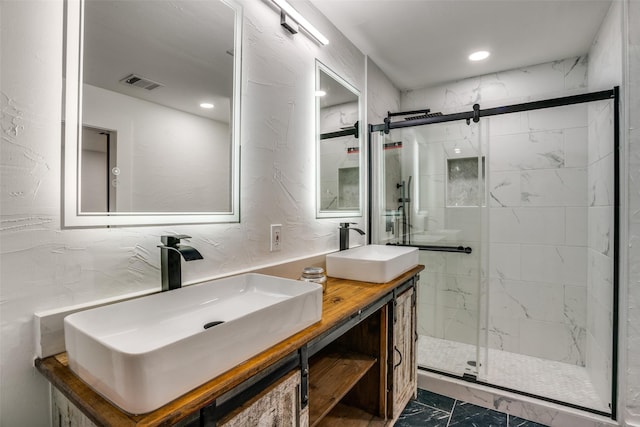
35, 266, 424, 427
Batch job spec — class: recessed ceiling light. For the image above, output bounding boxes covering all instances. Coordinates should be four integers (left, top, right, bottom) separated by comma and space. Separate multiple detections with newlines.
315, 90, 326, 97
454, 148, 462, 154
200, 102, 214, 109
469, 51, 490, 61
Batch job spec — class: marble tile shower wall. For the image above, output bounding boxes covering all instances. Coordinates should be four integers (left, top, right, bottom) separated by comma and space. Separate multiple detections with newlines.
405, 57, 594, 365
486, 103, 589, 366
585, 0, 621, 408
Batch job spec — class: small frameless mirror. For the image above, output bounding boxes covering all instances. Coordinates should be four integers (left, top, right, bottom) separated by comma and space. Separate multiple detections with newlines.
315, 61, 362, 218
62, 0, 242, 227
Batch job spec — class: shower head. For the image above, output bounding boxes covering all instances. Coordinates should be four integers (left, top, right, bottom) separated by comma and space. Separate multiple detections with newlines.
404, 111, 443, 121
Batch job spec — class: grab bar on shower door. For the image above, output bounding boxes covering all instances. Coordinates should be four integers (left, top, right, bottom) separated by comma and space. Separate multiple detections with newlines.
386, 242, 472, 254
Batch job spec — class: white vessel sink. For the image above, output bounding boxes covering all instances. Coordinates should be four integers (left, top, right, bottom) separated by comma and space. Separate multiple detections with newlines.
64, 273, 322, 414
326, 244, 419, 283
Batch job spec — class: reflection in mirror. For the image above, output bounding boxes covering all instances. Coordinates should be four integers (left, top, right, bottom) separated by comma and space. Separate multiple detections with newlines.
63, 0, 242, 226
316, 61, 362, 218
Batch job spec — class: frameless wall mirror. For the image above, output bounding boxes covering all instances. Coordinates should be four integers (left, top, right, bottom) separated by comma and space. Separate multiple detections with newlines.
63, 0, 242, 226
316, 61, 362, 218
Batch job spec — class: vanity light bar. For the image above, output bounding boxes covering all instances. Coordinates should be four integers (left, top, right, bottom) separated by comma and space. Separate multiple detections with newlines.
272, 0, 329, 45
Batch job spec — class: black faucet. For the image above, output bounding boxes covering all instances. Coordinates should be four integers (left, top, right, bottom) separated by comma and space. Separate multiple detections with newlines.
339, 222, 365, 251
158, 235, 203, 291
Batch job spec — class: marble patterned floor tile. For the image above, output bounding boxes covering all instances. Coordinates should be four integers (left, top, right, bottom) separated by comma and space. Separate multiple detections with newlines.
395, 400, 451, 427
447, 401, 508, 426
508, 415, 549, 427
416, 388, 456, 412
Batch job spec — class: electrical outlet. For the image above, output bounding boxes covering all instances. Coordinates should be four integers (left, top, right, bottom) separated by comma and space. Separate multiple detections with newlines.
270, 224, 282, 252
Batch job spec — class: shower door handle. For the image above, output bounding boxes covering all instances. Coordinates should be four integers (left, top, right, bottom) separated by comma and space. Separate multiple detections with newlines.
386, 242, 472, 254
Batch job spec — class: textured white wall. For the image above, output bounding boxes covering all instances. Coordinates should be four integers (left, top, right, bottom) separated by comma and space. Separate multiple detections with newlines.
0, 0, 366, 425
366, 57, 400, 126
366, 57, 401, 244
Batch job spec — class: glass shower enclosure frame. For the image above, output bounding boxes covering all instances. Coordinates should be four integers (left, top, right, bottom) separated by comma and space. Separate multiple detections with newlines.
368, 88, 620, 419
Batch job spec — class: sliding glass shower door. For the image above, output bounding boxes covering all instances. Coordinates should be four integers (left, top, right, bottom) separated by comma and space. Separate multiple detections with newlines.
370, 92, 616, 416
371, 119, 488, 380
476, 100, 614, 414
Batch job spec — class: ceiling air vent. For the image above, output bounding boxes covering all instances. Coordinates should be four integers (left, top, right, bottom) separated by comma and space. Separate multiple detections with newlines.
119, 74, 164, 91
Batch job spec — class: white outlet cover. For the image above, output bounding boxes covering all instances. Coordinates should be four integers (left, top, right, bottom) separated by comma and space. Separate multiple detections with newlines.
270, 224, 282, 251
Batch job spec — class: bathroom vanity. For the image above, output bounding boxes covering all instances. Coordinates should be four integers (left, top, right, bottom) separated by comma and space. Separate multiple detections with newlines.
36, 267, 423, 426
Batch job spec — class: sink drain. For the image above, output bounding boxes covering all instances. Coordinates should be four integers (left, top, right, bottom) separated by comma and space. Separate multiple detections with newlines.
203, 321, 225, 330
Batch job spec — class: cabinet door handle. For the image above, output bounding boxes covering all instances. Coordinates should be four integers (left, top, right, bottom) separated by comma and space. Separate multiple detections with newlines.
394, 346, 403, 369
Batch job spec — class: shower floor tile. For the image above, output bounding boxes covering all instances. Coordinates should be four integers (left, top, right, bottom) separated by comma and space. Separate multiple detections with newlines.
417, 336, 609, 414
416, 336, 477, 377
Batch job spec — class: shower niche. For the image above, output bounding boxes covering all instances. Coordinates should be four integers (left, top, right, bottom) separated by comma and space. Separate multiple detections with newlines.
446, 156, 485, 207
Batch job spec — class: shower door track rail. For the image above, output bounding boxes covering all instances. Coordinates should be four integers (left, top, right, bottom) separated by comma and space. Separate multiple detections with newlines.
370, 89, 615, 133
320, 121, 359, 140
386, 243, 472, 254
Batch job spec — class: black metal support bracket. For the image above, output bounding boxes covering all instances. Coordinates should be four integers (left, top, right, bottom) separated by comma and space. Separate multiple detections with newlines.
320, 121, 359, 140
198, 400, 217, 427
299, 346, 309, 409
199, 351, 300, 426
466, 103, 480, 125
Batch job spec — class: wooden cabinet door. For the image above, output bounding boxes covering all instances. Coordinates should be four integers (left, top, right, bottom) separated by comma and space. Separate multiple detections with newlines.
220, 370, 306, 427
52, 387, 98, 427
391, 286, 416, 420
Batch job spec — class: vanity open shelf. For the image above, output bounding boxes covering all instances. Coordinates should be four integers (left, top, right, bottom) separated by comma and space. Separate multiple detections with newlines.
308, 351, 377, 426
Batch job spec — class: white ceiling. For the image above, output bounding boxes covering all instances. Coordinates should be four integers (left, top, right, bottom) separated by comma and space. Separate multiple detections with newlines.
307, 0, 613, 91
